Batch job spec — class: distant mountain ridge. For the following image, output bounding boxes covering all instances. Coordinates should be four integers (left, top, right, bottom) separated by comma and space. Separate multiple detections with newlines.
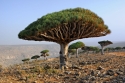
0, 41, 124, 67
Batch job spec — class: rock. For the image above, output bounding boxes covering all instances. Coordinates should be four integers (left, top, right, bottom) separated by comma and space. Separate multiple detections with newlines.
72, 64, 79, 69
111, 80, 118, 83
64, 76, 69, 79
91, 70, 97, 76
58, 74, 64, 76
19, 76, 27, 81
119, 67, 125, 72
75, 72, 81, 76
64, 71, 71, 75
67, 63, 72, 67
106, 70, 114, 76
79, 61, 86, 65
97, 66, 104, 70
123, 77, 125, 82
103, 75, 110, 78
54, 64, 59, 69
91, 61, 96, 64
32, 81, 37, 83
82, 75, 90, 80
87, 61, 91, 65
90, 76, 96, 81
103, 81, 110, 83
81, 80, 89, 83
116, 71, 124, 75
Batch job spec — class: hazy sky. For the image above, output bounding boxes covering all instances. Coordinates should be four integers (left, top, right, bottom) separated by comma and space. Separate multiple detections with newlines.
0, 0, 125, 45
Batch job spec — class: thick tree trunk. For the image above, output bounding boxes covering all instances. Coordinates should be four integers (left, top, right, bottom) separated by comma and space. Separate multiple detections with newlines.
44, 56, 46, 60
87, 51, 89, 55
76, 49, 78, 58
59, 43, 68, 71
101, 46, 104, 55
68, 53, 71, 58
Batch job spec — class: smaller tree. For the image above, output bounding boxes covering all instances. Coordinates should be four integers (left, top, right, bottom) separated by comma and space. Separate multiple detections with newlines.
115, 47, 122, 51
40, 50, 49, 60
82, 46, 90, 55
123, 47, 125, 51
108, 47, 115, 52
69, 41, 85, 58
98, 40, 113, 55
82, 46, 99, 55
22, 58, 30, 68
31, 55, 40, 61
22, 58, 30, 63
93, 46, 100, 54
104, 47, 114, 52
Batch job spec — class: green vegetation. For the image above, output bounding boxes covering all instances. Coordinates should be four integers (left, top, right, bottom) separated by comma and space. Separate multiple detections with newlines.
40, 50, 49, 60
115, 47, 122, 51
22, 58, 30, 63
18, 7, 111, 70
82, 46, 100, 55
31, 55, 40, 61
69, 41, 85, 58
123, 47, 125, 50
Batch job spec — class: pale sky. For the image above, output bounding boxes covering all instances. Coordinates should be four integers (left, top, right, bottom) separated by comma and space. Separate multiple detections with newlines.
0, 0, 125, 45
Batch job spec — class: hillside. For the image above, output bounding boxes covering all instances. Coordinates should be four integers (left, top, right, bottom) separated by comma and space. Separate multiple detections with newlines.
0, 44, 60, 67
0, 52, 125, 83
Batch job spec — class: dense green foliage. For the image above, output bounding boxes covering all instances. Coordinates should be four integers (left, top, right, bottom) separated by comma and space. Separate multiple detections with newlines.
82, 46, 99, 52
98, 40, 113, 45
69, 41, 85, 49
41, 50, 49, 54
18, 7, 111, 70
22, 58, 30, 62
18, 7, 110, 39
31, 55, 40, 60
40, 50, 49, 60
123, 47, 125, 49
25, 8, 104, 31
115, 47, 122, 50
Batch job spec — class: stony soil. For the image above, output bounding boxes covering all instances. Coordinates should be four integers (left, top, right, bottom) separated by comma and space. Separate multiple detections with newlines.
0, 52, 125, 83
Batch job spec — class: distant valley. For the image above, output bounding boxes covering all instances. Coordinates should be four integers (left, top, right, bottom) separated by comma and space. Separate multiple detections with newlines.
0, 41, 124, 67
0, 44, 60, 67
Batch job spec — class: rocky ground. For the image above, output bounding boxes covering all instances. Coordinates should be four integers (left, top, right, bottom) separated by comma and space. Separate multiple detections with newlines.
0, 52, 125, 83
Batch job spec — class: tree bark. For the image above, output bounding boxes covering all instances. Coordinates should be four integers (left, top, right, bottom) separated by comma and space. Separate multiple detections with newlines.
101, 46, 104, 55
87, 51, 89, 55
76, 49, 78, 58
59, 43, 68, 71
68, 53, 71, 58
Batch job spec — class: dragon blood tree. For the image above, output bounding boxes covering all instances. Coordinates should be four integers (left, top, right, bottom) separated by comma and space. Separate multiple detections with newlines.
123, 47, 125, 50
82, 46, 99, 55
40, 50, 49, 60
31, 55, 40, 61
82, 46, 93, 55
22, 58, 30, 63
18, 7, 111, 71
69, 41, 85, 58
98, 40, 113, 55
